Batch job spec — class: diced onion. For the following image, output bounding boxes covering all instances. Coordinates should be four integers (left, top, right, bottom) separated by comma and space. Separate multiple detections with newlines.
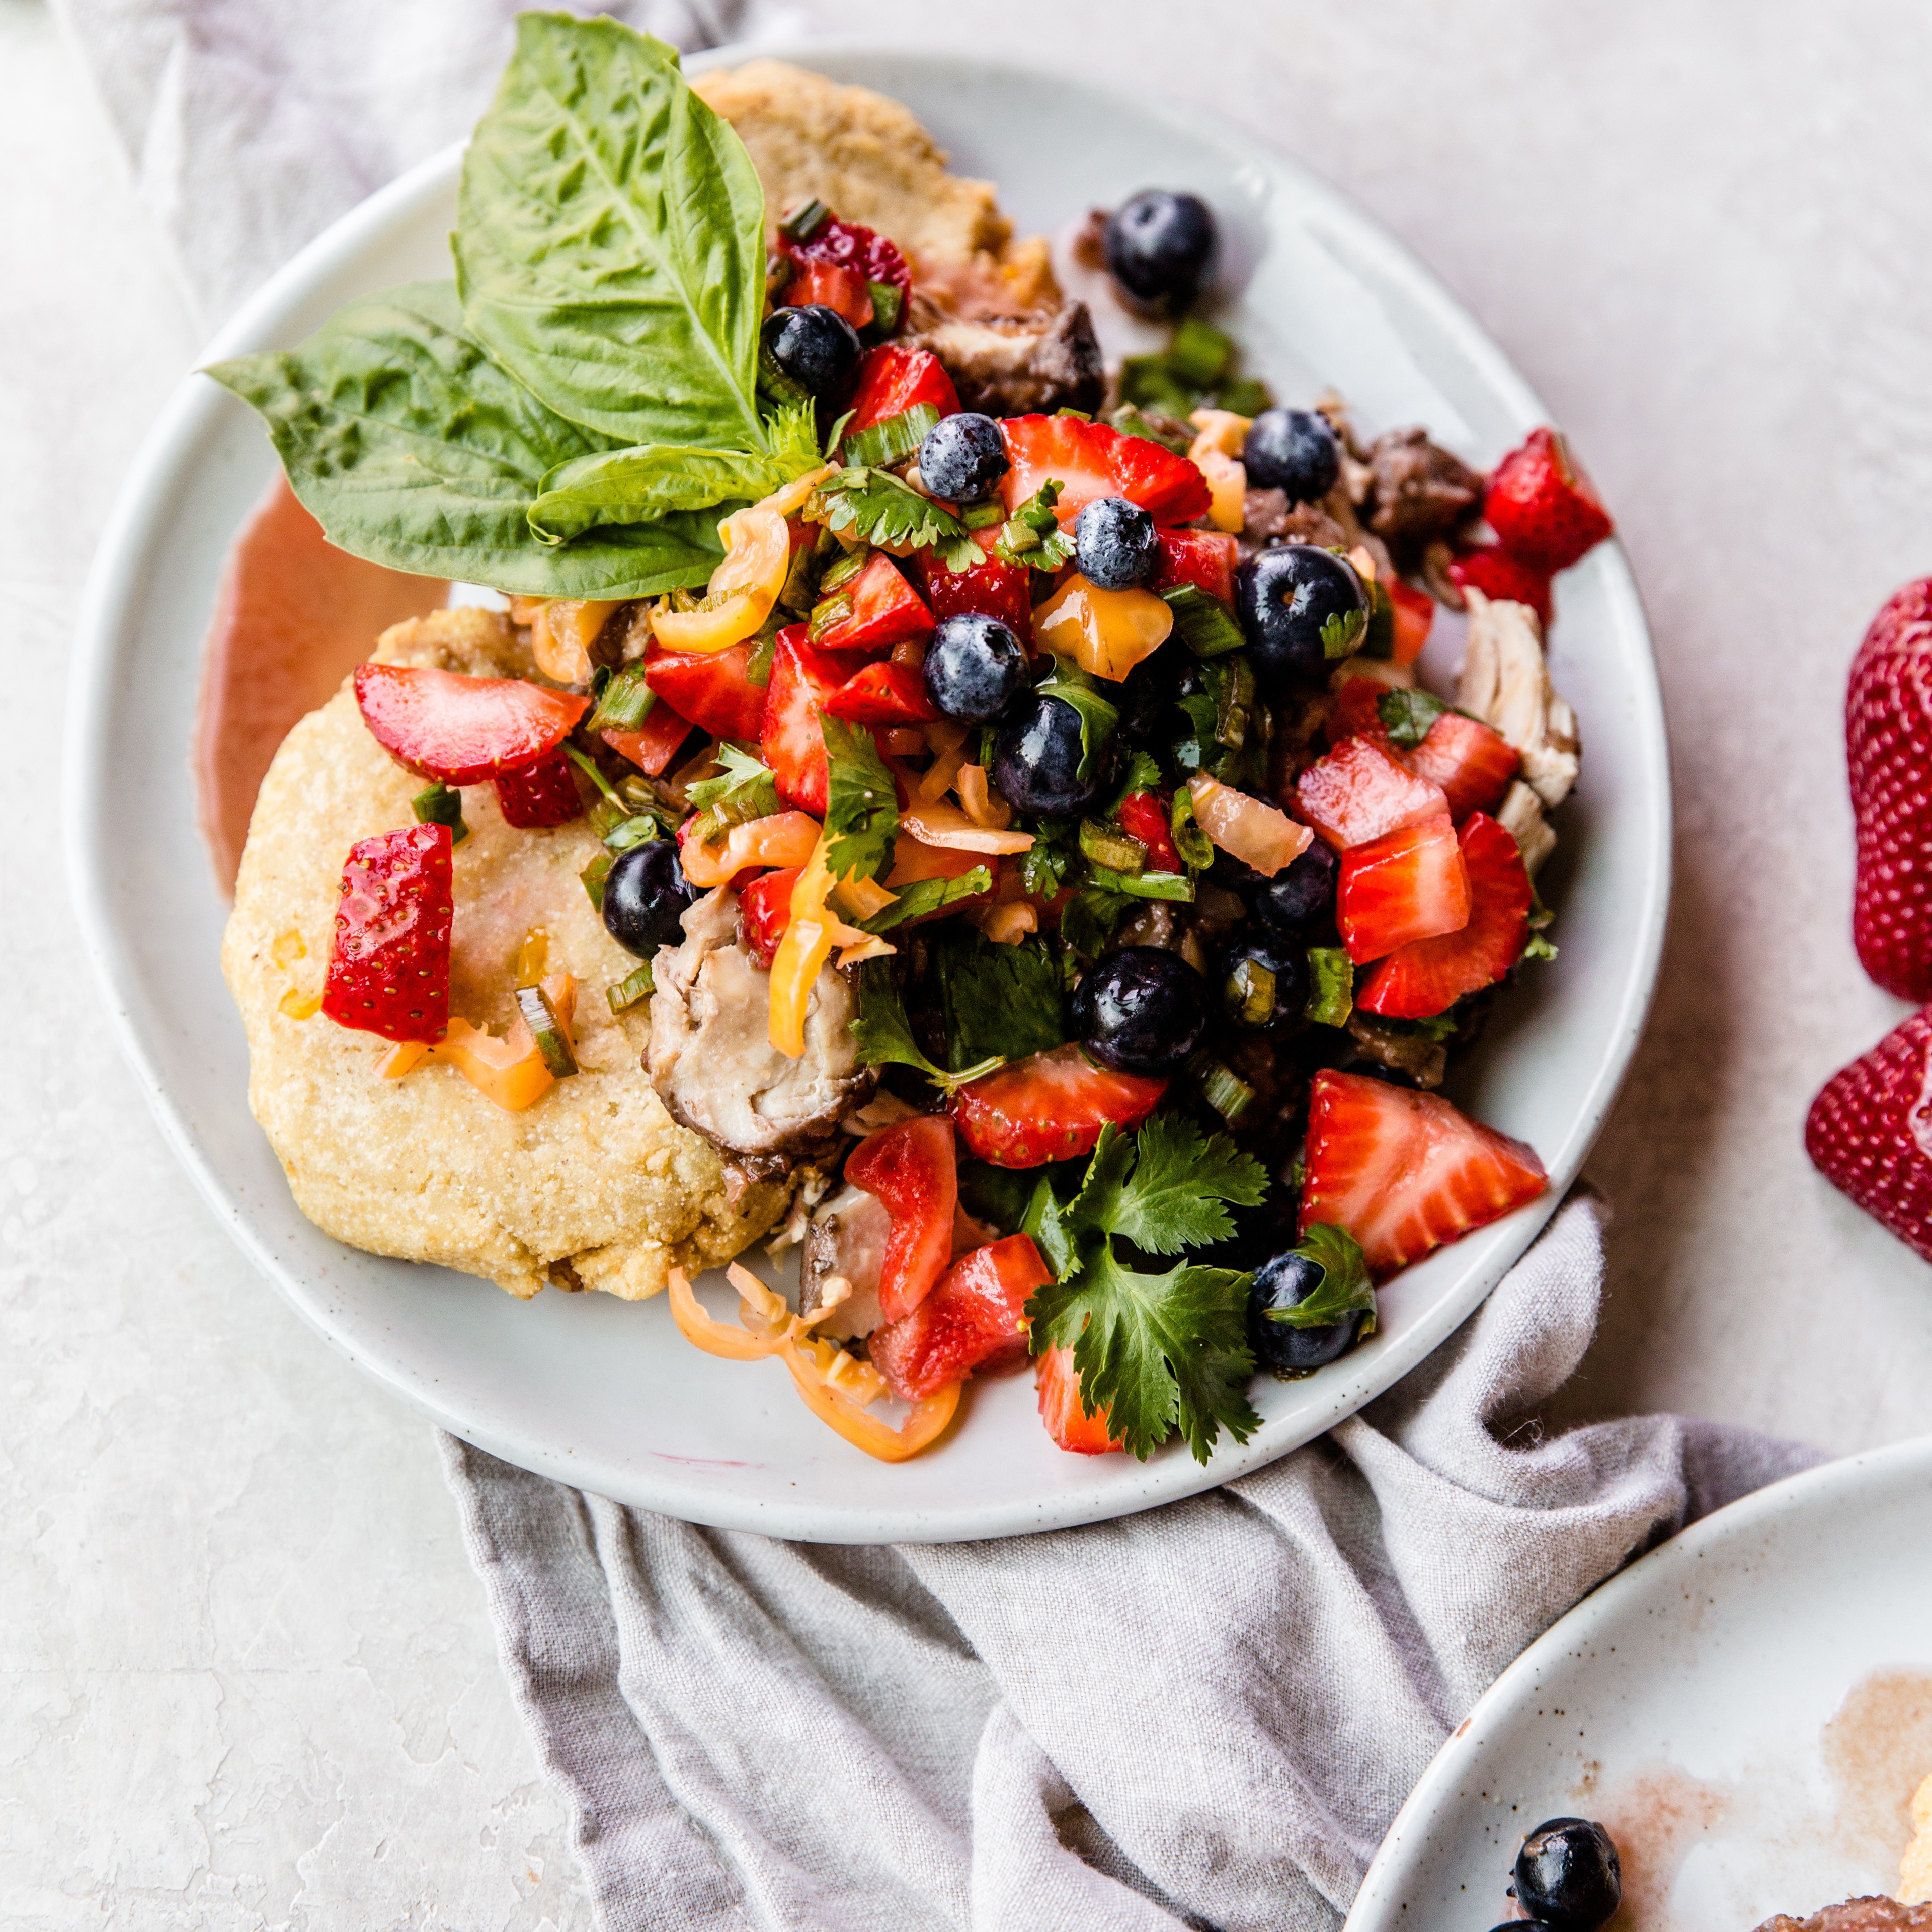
1187, 774, 1311, 878
901, 799, 1034, 854
956, 764, 1013, 831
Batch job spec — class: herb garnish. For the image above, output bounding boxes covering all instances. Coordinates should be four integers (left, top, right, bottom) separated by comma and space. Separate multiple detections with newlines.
684, 743, 779, 844
821, 719, 899, 882
993, 480, 1076, 570
1376, 687, 1451, 750
852, 960, 1002, 1095
808, 466, 982, 571
932, 929, 1067, 1071
1266, 1224, 1377, 1337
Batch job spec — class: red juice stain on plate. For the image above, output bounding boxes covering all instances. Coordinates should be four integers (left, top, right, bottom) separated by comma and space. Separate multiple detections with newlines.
195, 475, 448, 893
1587, 1764, 1732, 1931
1821, 1670, 1932, 1870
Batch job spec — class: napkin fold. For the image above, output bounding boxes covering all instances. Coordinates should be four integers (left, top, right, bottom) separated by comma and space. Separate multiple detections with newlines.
441, 1196, 1820, 1932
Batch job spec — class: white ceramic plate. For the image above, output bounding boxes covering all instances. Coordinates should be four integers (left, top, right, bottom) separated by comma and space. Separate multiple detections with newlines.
1348, 1438, 1932, 1932
66, 46, 1668, 1542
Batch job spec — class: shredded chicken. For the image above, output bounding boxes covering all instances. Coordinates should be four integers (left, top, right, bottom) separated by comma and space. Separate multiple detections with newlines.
1457, 587, 1580, 810
1495, 781, 1558, 877
798, 1182, 891, 1340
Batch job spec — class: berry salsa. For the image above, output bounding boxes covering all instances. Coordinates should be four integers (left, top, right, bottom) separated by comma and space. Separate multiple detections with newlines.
212, 19, 1616, 1465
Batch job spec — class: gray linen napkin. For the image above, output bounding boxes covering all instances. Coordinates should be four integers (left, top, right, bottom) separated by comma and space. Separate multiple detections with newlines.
56, 11, 1821, 1926
439, 1195, 1821, 1932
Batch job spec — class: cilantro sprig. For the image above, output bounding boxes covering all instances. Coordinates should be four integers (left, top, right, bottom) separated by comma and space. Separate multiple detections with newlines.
993, 480, 1075, 570
1024, 1116, 1270, 1463
1267, 1224, 1377, 1337
821, 718, 899, 882
808, 466, 981, 571
851, 960, 1001, 1096
684, 743, 779, 844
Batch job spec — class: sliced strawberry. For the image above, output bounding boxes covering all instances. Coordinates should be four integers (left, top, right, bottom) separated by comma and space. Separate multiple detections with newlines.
492, 747, 584, 828
845, 344, 960, 437
1448, 545, 1553, 626
813, 552, 935, 656
760, 627, 864, 814
321, 823, 452, 1043
1483, 426, 1613, 572
1404, 712, 1518, 821
869, 1233, 1053, 1401
844, 1116, 960, 1323
1338, 814, 1471, 964
1115, 790, 1181, 872
1387, 577, 1435, 665
781, 258, 873, 330
603, 701, 695, 777
785, 214, 912, 303
1297, 735, 1450, 850
918, 529, 1035, 648
1324, 677, 1389, 748
1152, 527, 1238, 604
1036, 1342, 1124, 1455
824, 659, 940, 727
1356, 814, 1529, 1017
737, 866, 799, 967
999, 415, 1211, 528
353, 664, 588, 785
641, 638, 766, 743
950, 1042, 1167, 1168
1301, 1068, 1547, 1280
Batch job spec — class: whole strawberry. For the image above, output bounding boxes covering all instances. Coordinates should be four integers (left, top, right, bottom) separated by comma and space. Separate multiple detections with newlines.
1849, 579, 1932, 1001
1483, 426, 1612, 571
1806, 1007, 1932, 1261
322, 822, 453, 1042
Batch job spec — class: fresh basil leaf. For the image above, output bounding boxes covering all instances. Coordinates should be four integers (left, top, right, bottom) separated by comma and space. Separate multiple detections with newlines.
821, 718, 899, 883
932, 928, 1068, 1071
1377, 686, 1450, 750
852, 960, 1001, 1095
455, 17, 766, 450
530, 442, 802, 542
1305, 947, 1354, 1027
206, 281, 726, 596
1269, 1223, 1377, 1335
861, 866, 993, 933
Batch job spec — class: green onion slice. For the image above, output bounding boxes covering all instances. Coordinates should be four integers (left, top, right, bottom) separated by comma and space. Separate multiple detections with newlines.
587, 663, 655, 734
1163, 583, 1246, 659
779, 198, 830, 243
842, 402, 941, 470
1079, 818, 1149, 876
412, 781, 468, 845
515, 985, 579, 1078
607, 961, 655, 1015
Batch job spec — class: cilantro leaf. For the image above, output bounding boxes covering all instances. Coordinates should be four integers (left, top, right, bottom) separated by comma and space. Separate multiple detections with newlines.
861, 866, 993, 934
1037, 666, 1119, 783
762, 396, 823, 467
993, 480, 1076, 570
851, 960, 1001, 1095
1060, 887, 1135, 961
1018, 819, 1078, 900
1107, 750, 1165, 813
1268, 1223, 1377, 1336
808, 466, 981, 571
1080, 1114, 1267, 1256
1030, 1249, 1259, 1463
1320, 606, 1368, 660
932, 928, 1068, 1071
821, 718, 898, 883
1376, 686, 1450, 751
684, 742, 778, 843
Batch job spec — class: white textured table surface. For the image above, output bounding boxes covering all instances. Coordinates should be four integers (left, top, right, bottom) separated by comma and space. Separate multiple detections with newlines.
7, 0, 1932, 1922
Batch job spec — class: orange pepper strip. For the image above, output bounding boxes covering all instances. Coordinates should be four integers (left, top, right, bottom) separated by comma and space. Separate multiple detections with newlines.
422, 974, 578, 1112
667, 1267, 781, 1360
680, 811, 823, 889
779, 1332, 962, 1462
767, 835, 838, 1059
376, 1041, 431, 1079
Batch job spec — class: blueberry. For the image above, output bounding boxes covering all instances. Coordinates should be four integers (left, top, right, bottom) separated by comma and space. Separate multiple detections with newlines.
918, 413, 1009, 502
991, 692, 1111, 819
1242, 408, 1340, 503
1074, 495, 1160, 590
1249, 1250, 1364, 1374
1072, 947, 1207, 1075
1513, 1820, 1621, 1932
1116, 640, 1187, 751
601, 840, 695, 958
1220, 933, 1309, 1032
761, 304, 862, 400
923, 613, 1027, 724
1104, 190, 1217, 312
1235, 544, 1371, 689
1248, 840, 1339, 933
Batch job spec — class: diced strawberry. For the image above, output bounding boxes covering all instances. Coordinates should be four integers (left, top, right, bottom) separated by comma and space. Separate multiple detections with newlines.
845, 344, 959, 437
785, 214, 912, 302
1338, 814, 1471, 964
603, 701, 694, 777
813, 552, 935, 656
321, 823, 452, 1043
737, 866, 798, 967
642, 638, 766, 743
492, 746, 584, 827
844, 1116, 960, 1323
1483, 426, 1613, 572
1152, 527, 1238, 604
1296, 735, 1450, 850
1387, 578, 1435, 665
760, 626, 864, 814
1404, 712, 1518, 821
1356, 814, 1530, 1017
1115, 790, 1181, 872
1300, 1068, 1547, 1280
1324, 677, 1389, 748
950, 1042, 1167, 1168
781, 258, 873, 331
918, 529, 1034, 648
999, 415, 1211, 528
1448, 545, 1553, 627
824, 660, 940, 727
353, 664, 588, 785
1035, 1342, 1124, 1455
869, 1234, 1053, 1401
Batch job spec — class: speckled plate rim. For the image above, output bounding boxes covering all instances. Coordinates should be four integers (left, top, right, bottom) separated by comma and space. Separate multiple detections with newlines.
64, 41, 1670, 1542
1343, 1434, 1932, 1931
